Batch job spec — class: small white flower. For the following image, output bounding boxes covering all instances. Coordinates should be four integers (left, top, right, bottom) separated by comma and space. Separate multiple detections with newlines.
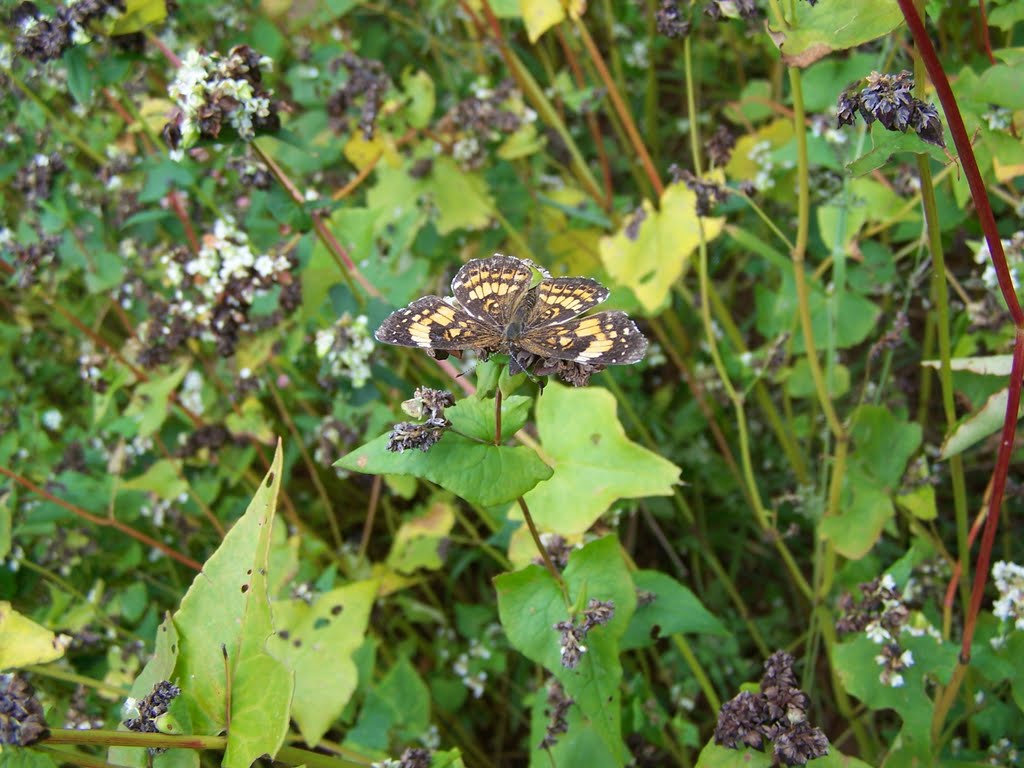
42, 408, 63, 431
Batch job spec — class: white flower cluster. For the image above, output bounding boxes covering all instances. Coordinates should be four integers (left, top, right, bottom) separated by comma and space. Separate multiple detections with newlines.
874, 646, 914, 689
180, 370, 204, 415
168, 49, 275, 150
748, 140, 777, 191
161, 217, 289, 325
314, 314, 374, 388
993, 560, 1024, 632
452, 634, 495, 700
973, 231, 1024, 295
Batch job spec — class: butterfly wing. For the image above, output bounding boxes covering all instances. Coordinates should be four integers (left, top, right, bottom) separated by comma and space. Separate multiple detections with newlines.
375, 295, 503, 352
518, 310, 648, 365
525, 277, 610, 327
450, 254, 536, 327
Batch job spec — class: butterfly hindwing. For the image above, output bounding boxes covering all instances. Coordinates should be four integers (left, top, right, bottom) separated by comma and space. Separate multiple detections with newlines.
518, 310, 648, 365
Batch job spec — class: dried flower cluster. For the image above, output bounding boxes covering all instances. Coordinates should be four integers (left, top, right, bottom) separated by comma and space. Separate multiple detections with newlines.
539, 678, 574, 750
140, 216, 299, 364
671, 166, 727, 216
0, 673, 49, 746
705, 125, 736, 167
12, 0, 124, 62
13, 151, 65, 202
163, 46, 280, 152
655, 0, 691, 38
1, 229, 60, 289
386, 387, 454, 453
714, 651, 828, 766
437, 79, 535, 170
327, 52, 393, 139
315, 313, 376, 389
705, 0, 759, 21
835, 575, 931, 688
837, 71, 945, 148
123, 680, 181, 736
554, 598, 616, 669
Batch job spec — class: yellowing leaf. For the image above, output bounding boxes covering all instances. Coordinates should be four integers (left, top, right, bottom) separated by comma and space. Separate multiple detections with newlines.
387, 500, 456, 574
512, 384, 680, 536
111, 0, 167, 35
0, 602, 67, 669
599, 181, 724, 313
343, 131, 401, 171
520, 0, 565, 43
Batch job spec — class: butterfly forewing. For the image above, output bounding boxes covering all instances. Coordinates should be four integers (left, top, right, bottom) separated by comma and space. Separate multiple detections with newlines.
450, 255, 535, 327
525, 277, 610, 328
374, 295, 502, 351
519, 310, 648, 365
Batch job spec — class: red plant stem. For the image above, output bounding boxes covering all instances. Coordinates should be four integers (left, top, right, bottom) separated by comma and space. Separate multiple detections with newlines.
977, 0, 997, 66
897, 0, 1024, 661
0, 465, 203, 572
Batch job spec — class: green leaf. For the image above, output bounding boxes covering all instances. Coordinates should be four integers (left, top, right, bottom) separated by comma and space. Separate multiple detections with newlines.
337, 431, 552, 507
447, 395, 532, 443
599, 181, 725, 314
834, 633, 957, 764
516, 384, 680, 535
0, 602, 65, 669
428, 157, 495, 235
620, 571, 729, 650
171, 443, 292, 752
63, 47, 94, 105
695, 743, 772, 768
108, 617, 196, 768
270, 580, 378, 746
496, 536, 636, 763
125, 362, 189, 438
0, 749, 59, 768
122, 460, 188, 500
345, 656, 431, 752
784, 358, 849, 399
848, 405, 922, 488
770, 0, 903, 67
402, 70, 435, 128
846, 123, 950, 176
820, 470, 892, 560
222, 446, 294, 768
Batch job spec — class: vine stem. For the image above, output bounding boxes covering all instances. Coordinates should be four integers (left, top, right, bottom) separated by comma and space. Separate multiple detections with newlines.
0, 465, 202, 572
894, 0, 1024, 662
517, 496, 569, 606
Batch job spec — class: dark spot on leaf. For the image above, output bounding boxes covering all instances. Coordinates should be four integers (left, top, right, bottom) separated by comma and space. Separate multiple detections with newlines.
171, 644, 177, 653
259, 568, 266, 575
330, 604, 343, 616
591, 433, 601, 445
246, 569, 252, 575
293, 639, 302, 648
277, 630, 290, 640
650, 624, 662, 640
313, 617, 329, 630
241, 584, 249, 593
266, 472, 275, 487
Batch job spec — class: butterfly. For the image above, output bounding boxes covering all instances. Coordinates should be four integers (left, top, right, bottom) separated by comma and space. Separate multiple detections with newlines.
374, 254, 647, 376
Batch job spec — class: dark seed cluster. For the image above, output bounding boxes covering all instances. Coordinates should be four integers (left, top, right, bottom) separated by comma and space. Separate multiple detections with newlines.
386, 387, 455, 452
554, 598, 616, 669
539, 678, 574, 750
12, 0, 125, 63
837, 71, 945, 148
327, 52, 393, 140
12, 151, 65, 202
705, 125, 736, 168
3, 233, 61, 289
437, 80, 532, 170
655, 0, 691, 39
835, 576, 909, 638
671, 166, 727, 216
705, 0, 759, 21
714, 651, 828, 766
123, 680, 181, 752
0, 673, 49, 747
163, 46, 281, 151
532, 357, 606, 387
